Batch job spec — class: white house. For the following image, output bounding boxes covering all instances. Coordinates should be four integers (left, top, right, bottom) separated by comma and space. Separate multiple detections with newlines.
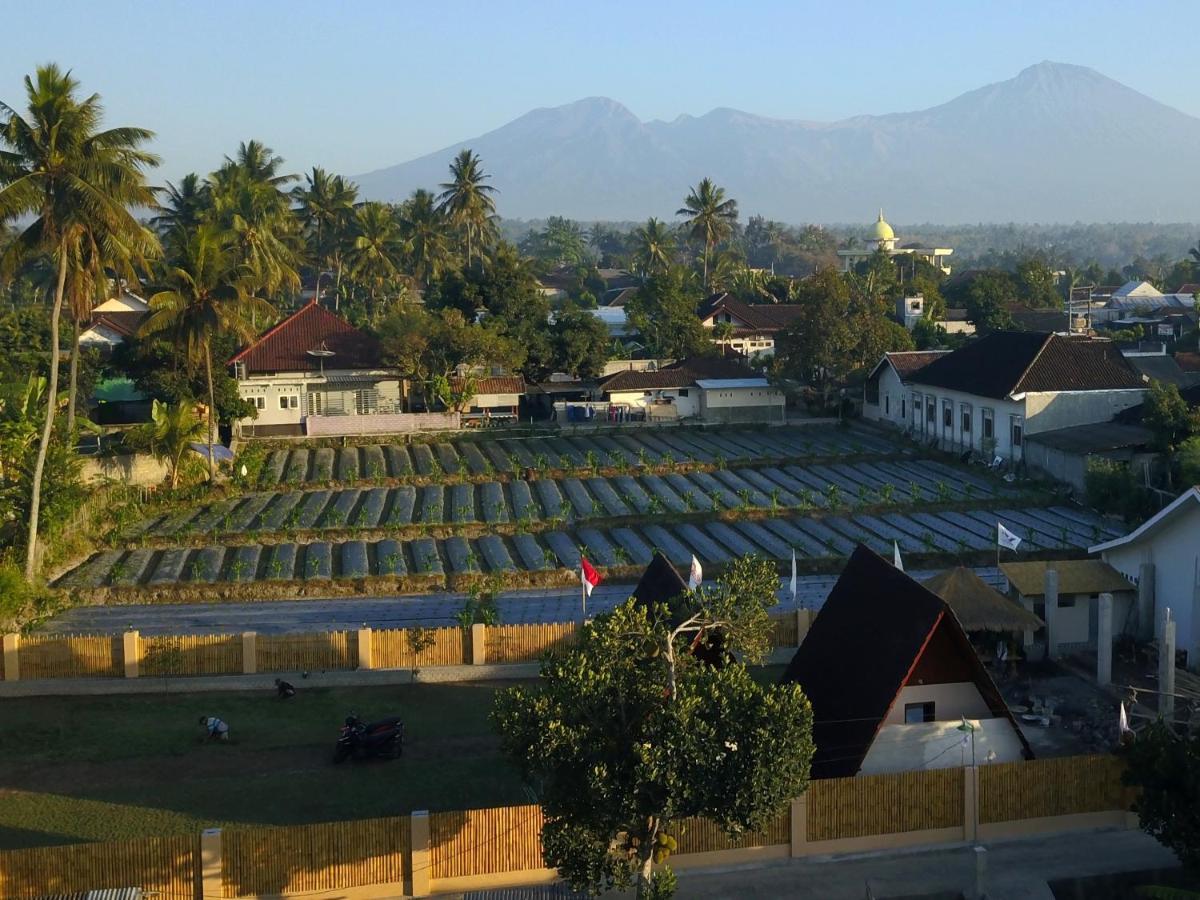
78, 289, 150, 352
598, 357, 784, 424
1091, 487, 1200, 669
864, 332, 1148, 463
863, 351, 950, 427
231, 301, 403, 437
696, 293, 804, 360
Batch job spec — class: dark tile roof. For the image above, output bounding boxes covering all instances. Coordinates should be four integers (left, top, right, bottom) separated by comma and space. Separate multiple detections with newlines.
605, 287, 636, 307
909, 331, 1145, 399
1130, 356, 1200, 388
90, 310, 148, 338
230, 301, 382, 374
780, 545, 1029, 778
599, 355, 756, 392
1175, 283, 1200, 295
886, 350, 950, 379
698, 293, 805, 333
451, 375, 526, 395
1006, 304, 1072, 334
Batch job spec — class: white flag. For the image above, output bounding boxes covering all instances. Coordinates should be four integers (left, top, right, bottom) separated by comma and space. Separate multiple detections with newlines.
688, 554, 703, 590
893, 540, 904, 571
1119, 702, 1132, 735
997, 522, 1022, 551
790, 550, 797, 601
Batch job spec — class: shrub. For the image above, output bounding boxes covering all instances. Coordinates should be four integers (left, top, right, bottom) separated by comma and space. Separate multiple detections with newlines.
1085, 458, 1156, 522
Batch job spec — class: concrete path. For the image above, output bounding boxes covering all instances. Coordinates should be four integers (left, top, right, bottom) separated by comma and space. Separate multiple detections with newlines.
670, 828, 1178, 900
41, 568, 1002, 635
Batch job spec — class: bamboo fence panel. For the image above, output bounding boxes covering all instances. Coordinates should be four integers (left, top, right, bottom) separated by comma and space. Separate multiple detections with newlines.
807, 767, 964, 841
674, 811, 790, 854
257, 631, 358, 672
0, 835, 198, 899
141, 634, 242, 676
978, 754, 1126, 824
430, 805, 544, 879
17, 634, 122, 679
372, 626, 467, 669
221, 817, 409, 897
769, 613, 799, 648
486, 622, 578, 663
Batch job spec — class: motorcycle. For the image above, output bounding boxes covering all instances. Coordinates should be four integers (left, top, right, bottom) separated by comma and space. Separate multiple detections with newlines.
333, 714, 404, 763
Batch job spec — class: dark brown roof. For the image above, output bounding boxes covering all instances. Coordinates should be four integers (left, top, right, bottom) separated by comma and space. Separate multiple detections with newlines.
605, 287, 636, 307
922, 567, 1043, 632
1177, 352, 1200, 373
600, 355, 757, 392
1176, 283, 1200, 295
1006, 304, 1073, 334
230, 301, 382, 374
451, 375, 526, 395
887, 350, 950, 379
910, 331, 1145, 399
698, 294, 805, 333
90, 310, 147, 338
781, 546, 1029, 778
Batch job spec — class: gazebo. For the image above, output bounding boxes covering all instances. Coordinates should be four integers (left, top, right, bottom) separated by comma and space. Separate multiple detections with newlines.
922, 567, 1044, 633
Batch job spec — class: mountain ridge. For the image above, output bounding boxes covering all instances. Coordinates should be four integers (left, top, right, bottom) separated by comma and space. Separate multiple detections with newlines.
354, 62, 1200, 223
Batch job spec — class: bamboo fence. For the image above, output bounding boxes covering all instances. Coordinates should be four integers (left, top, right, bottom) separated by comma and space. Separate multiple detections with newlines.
674, 811, 790, 854
978, 753, 1127, 824
372, 626, 467, 669
485, 622, 578, 663
768, 613, 799, 647
807, 767, 964, 841
141, 634, 243, 677
0, 835, 198, 899
221, 817, 410, 897
430, 805, 545, 879
257, 631, 358, 672
16, 634, 122, 679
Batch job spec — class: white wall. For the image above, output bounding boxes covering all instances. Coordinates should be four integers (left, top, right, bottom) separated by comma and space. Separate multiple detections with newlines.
864, 365, 908, 428
884, 682, 994, 726
1023, 390, 1146, 435
606, 388, 700, 418
860, 718, 1025, 774
238, 370, 402, 429
1102, 501, 1200, 667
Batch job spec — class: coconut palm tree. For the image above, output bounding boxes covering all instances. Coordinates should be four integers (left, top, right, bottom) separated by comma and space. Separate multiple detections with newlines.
347, 202, 406, 316
676, 178, 738, 288
629, 218, 676, 278
140, 226, 274, 484
400, 189, 452, 289
0, 64, 158, 578
437, 149, 497, 268
128, 398, 206, 489
153, 173, 210, 235
292, 167, 358, 286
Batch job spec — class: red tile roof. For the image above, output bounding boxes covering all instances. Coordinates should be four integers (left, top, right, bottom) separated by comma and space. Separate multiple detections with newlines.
451, 375, 526, 395
698, 293, 805, 332
89, 310, 148, 338
230, 301, 382, 374
885, 350, 949, 379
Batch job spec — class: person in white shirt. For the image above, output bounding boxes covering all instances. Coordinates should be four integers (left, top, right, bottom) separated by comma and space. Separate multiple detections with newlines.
199, 715, 230, 741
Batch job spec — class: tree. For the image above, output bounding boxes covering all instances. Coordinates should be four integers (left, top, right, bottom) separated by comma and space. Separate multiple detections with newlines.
964, 271, 1015, 335
624, 266, 709, 359
127, 397, 206, 489
292, 166, 357, 287
677, 178, 738, 289
140, 226, 274, 483
492, 555, 814, 898
153, 173, 211, 257
522, 216, 590, 267
1121, 722, 1200, 874
1014, 255, 1060, 308
550, 306, 611, 378
1180, 436, 1200, 488
1143, 381, 1200, 488
346, 202, 406, 318
437, 149, 497, 268
399, 189, 452, 289
0, 64, 158, 579
629, 218, 676, 279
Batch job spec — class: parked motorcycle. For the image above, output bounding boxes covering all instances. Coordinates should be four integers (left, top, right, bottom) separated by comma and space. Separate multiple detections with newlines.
333, 714, 404, 763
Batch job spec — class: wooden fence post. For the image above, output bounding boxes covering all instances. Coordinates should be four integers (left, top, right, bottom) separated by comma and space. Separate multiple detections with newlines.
242, 632, 257, 675
122, 630, 140, 679
789, 794, 807, 857
201, 828, 223, 899
2, 633, 19, 682
410, 810, 432, 897
795, 609, 812, 646
471, 623, 487, 665
963, 766, 979, 842
358, 627, 374, 670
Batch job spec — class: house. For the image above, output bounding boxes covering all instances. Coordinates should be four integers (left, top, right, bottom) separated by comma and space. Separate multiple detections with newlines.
780, 546, 1031, 777
1091, 486, 1200, 669
598, 356, 784, 424
868, 331, 1147, 463
697, 293, 804, 360
1000, 560, 1137, 656
862, 350, 950, 427
230, 300, 403, 437
78, 289, 150, 352
450, 375, 525, 421
836, 211, 954, 275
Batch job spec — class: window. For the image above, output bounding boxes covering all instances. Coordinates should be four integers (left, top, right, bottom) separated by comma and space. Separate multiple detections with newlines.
884, 395, 890, 415
254, 397, 265, 410
678, 388, 689, 397
904, 702, 936, 724
1011, 415, 1024, 448
961, 404, 972, 434
1058, 596, 1076, 608
279, 396, 289, 410
901, 398, 906, 419
925, 397, 935, 424
982, 408, 994, 440
942, 401, 952, 428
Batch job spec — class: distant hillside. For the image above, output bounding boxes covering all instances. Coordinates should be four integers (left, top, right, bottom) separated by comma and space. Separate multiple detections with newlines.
355, 62, 1200, 223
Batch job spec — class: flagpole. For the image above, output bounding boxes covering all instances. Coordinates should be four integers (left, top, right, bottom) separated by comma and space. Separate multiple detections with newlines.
581, 571, 587, 620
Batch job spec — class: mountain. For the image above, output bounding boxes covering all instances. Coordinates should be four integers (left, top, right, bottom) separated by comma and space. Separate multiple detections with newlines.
353, 63, 1200, 223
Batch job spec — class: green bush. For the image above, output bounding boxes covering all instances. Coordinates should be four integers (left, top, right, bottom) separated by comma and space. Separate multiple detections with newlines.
1085, 458, 1156, 522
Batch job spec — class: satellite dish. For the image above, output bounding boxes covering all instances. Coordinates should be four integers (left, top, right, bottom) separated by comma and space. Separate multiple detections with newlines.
307, 342, 336, 375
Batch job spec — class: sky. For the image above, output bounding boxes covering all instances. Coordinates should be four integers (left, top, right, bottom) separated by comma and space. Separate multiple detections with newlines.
4, 0, 1200, 185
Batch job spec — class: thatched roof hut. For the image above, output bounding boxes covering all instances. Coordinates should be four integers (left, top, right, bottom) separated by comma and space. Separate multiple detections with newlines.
922, 567, 1044, 633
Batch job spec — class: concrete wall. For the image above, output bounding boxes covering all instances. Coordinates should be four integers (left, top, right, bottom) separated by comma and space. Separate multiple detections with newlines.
699, 386, 785, 423
237, 370, 403, 429
863, 365, 908, 428
1023, 390, 1146, 436
80, 453, 171, 486
884, 682, 993, 725
860, 718, 1026, 774
607, 388, 699, 418
305, 412, 461, 437
1103, 500, 1200, 667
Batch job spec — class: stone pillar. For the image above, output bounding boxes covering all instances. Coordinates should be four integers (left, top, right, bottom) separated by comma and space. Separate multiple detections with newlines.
962, 766, 979, 842
789, 794, 807, 857
1044, 569, 1060, 660
471, 623, 487, 665
200, 828, 223, 900
410, 810, 432, 897
242, 632, 257, 675
973, 845, 988, 900
1020, 597, 1036, 650
122, 630, 140, 679
358, 627, 373, 670
2, 633, 19, 682
1137, 563, 1156, 641
1160, 611, 1176, 721
1097, 593, 1113, 686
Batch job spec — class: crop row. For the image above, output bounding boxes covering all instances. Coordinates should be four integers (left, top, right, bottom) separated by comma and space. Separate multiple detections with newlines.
62, 505, 1123, 591
250, 424, 904, 487
136, 458, 1015, 540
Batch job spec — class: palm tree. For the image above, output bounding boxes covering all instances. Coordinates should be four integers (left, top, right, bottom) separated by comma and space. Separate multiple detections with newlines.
677, 178, 738, 288
347, 202, 406, 316
128, 398, 207, 489
437, 149, 497, 268
0, 64, 158, 579
153, 173, 210, 258
400, 189, 452, 289
292, 167, 358, 288
140, 226, 274, 483
629, 218, 676, 278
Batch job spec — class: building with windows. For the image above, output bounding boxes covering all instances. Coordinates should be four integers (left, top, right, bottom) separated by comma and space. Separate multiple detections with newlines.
837, 211, 954, 275
697, 293, 804, 360
598, 356, 784, 423
78, 288, 150, 353
231, 301, 403, 437
863, 332, 1147, 463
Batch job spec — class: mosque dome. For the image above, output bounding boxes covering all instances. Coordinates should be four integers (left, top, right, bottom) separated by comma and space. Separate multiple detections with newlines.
870, 210, 895, 242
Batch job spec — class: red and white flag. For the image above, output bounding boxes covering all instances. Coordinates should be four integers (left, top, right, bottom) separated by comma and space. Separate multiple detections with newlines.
581, 556, 602, 598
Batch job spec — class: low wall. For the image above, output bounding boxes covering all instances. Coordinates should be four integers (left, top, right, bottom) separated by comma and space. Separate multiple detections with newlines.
305, 412, 461, 436
79, 452, 170, 486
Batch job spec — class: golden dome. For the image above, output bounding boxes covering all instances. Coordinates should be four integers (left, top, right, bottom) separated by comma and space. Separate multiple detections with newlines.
870, 209, 895, 241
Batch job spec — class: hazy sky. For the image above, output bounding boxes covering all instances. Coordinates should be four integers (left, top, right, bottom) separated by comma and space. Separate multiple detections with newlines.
4, 0, 1198, 184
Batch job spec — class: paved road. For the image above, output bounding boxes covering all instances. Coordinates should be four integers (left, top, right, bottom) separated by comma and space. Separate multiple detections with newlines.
41, 568, 1003, 635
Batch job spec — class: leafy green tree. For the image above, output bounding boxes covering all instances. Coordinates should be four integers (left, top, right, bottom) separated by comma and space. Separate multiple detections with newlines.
437, 148, 497, 268
964, 271, 1016, 335
1143, 381, 1200, 488
346, 201, 406, 317
1014, 255, 1060, 308
550, 305, 611, 378
153, 173, 211, 257
0, 64, 158, 578
630, 218, 676, 278
127, 397, 206, 489
399, 188, 452, 289
1180, 436, 1200, 488
588, 223, 626, 266
1121, 722, 1200, 874
522, 216, 590, 267
492, 555, 813, 899
677, 178, 738, 289
291, 166, 358, 293
625, 266, 709, 359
